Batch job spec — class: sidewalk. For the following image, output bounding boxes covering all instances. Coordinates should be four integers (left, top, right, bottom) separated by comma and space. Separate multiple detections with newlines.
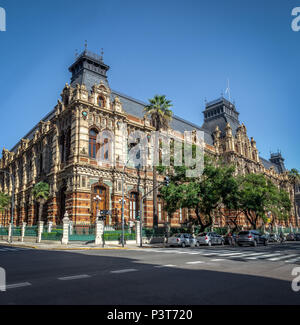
0, 239, 165, 251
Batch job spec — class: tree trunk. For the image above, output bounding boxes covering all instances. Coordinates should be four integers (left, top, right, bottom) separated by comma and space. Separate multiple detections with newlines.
153, 165, 158, 232
38, 199, 45, 222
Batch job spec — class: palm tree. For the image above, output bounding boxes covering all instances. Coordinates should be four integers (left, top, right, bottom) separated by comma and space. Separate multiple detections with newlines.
144, 95, 173, 231
288, 168, 300, 227
32, 182, 50, 223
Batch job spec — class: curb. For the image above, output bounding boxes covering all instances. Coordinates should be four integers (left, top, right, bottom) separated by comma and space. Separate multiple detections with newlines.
0, 242, 157, 251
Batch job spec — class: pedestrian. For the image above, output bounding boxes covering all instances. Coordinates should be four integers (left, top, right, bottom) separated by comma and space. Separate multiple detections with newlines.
279, 231, 284, 244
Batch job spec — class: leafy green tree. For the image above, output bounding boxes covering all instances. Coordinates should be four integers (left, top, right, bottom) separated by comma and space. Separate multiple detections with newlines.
236, 173, 291, 229
0, 192, 10, 224
288, 168, 300, 226
144, 95, 173, 231
32, 182, 50, 222
160, 156, 238, 233
0, 192, 10, 213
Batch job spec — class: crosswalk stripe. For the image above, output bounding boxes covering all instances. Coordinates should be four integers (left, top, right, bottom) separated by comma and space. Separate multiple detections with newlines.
217, 252, 245, 256
268, 254, 298, 261
186, 261, 204, 265
245, 253, 281, 260
285, 257, 300, 263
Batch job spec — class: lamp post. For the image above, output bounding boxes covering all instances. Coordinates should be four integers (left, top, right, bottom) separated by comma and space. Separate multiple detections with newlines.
0, 170, 15, 243
138, 177, 170, 248
119, 198, 126, 247
93, 195, 101, 221
120, 157, 131, 248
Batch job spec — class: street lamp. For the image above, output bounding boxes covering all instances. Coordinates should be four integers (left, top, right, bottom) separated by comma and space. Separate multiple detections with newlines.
120, 157, 131, 248
138, 176, 170, 248
119, 198, 126, 247
93, 195, 101, 221
0, 170, 15, 243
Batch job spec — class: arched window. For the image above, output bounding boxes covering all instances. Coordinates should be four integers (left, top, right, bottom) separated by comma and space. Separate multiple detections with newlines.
89, 129, 99, 159
98, 96, 105, 108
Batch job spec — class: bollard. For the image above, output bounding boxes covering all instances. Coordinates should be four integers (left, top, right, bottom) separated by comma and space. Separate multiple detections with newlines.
95, 220, 104, 245
61, 213, 70, 245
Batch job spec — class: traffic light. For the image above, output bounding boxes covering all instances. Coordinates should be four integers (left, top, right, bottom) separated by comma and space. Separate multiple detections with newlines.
164, 176, 170, 186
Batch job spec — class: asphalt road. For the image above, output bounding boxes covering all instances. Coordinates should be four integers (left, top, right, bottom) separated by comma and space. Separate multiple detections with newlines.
0, 242, 300, 305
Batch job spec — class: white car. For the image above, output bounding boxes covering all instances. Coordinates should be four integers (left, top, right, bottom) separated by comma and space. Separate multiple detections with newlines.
195, 232, 225, 246
168, 233, 196, 248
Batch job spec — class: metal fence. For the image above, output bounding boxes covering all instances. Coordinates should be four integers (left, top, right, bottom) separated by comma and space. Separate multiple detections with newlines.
69, 225, 96, 241
24, 226, 38, 237
0, 227, 8, 236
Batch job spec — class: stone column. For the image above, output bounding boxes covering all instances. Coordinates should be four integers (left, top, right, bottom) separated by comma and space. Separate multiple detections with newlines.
61, 213, 70, 245
47, 221, 53, 233
95, 220, 104, 245
21, 222, 26, 242
37, 221, 44, 243
135, 220, 141, 245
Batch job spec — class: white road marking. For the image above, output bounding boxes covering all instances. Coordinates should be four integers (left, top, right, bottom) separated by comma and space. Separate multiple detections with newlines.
154, 265, 177, 268
186, 261, 204, 265
210, 259, 225, 262
58, 274, 91, 281
110, 269, 138, 274
6, 282, 31, 289
217, 252, 245, 256
285, 257, 300, 263
245, 253, 281, 260
268, 254, 298, 261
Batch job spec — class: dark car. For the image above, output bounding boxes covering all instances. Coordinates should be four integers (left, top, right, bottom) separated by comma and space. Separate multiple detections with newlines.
286, 233, 296, 241
295, 233, 300, 241
237, 230, 268, 247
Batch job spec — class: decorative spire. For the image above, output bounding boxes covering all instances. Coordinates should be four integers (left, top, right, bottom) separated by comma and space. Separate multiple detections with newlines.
84, 40, 88, 51
100, 48, 104, 62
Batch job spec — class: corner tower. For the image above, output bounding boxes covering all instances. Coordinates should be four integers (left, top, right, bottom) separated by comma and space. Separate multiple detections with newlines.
202, 97, 240, 137
68, 49, 110, 92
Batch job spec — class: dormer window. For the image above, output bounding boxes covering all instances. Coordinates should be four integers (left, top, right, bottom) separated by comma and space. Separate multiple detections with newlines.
98, 96, 105, 108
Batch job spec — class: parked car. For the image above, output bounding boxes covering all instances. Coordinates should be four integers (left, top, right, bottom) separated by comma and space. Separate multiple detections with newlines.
195, 232, 225, 247
268, 233, 280, 243
168, 233, 196, 248
286, 233, 296, 241
236, 230, 268, 247
294, 233, 300, 241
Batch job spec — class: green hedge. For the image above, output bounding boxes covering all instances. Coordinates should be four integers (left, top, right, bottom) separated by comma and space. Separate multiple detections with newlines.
42, 231, 63, 241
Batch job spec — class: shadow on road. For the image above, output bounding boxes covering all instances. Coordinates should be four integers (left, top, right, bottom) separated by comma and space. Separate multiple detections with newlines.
0, 248, 299, 305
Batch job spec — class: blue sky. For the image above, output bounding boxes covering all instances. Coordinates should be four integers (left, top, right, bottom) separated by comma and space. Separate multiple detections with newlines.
0, 0, 299, 169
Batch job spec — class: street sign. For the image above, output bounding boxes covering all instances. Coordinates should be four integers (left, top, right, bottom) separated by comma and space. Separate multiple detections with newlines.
100, 210, 112, 216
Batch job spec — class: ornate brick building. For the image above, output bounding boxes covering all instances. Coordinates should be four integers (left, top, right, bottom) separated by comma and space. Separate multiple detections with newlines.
0, 49, 297, 228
